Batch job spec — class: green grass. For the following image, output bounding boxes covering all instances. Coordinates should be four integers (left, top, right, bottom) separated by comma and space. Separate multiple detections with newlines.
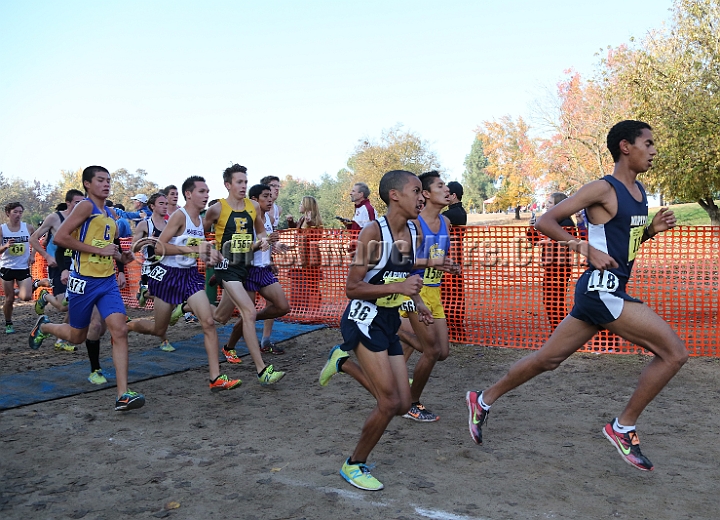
649, 201, 718, 226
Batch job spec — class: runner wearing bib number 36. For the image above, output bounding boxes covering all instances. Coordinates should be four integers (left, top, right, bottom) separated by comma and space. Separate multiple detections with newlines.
28, 166, 145, 412
466, 120, 688, 473
317, 170, 432, 492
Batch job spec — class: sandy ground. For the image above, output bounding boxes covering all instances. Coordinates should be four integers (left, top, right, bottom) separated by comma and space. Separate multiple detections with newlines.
1, 301, 719, 520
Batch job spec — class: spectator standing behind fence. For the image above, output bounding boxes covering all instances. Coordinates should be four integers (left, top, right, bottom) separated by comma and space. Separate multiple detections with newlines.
526, 192, 577, 330
443, 181, 467, 226
338, 182, 375, 230
441, 181, 467, 341
289, 196, 323, 312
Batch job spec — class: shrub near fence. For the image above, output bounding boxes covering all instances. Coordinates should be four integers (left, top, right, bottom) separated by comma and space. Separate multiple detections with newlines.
13, 226, 719, 357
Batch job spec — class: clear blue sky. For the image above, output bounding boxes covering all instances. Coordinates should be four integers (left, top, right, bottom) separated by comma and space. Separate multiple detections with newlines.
0, 0, 674, 197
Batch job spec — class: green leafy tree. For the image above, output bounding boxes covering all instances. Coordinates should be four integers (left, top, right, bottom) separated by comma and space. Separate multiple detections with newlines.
621, 0, 720, 224
461, 137, 495, 211
345, 125, 442, 214
108, 168, 161, 209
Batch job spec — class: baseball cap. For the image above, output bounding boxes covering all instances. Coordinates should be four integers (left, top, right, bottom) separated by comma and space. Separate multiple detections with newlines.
130, 194, 148, 203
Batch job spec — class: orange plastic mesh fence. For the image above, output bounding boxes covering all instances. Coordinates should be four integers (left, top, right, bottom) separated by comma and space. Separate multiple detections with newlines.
14, 226, 719, 356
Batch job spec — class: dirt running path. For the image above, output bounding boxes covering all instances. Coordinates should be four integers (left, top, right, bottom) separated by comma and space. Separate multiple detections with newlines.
1, 302, 718, 520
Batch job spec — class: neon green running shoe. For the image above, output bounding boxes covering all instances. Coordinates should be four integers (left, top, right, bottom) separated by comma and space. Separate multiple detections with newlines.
319, 345, 349, 386
55, 339, 76, 352
136, 285, 149, 308
258, 364, 285, 386
159, 340, 176, 352
28, 315, 50, 349
340, 458, 384, 491
88, 370, 108, 385
169, 303, 184, 326
35, 289, 49, 315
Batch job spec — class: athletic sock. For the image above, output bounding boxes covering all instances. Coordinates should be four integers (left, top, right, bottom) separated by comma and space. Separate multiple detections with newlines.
478, 392, 491, 411
613, 418, 636, 433
86, 339, 101, 372
348, 459, 365, 466
5, 321, 11, 326
337, 356, 347, 373
258, 365, 268, 377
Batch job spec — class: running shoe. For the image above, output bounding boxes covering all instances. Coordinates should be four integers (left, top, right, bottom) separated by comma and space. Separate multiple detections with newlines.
159, 340, 176, 352
260, 340, 285, 355
169, 304, 184, 326
319, 345, 349, 386
31, 278, 48, 291
35, 289, 49, 315
340, 458, 384, 491
115, 390, 145, 411
258, 364, 285, 386
209, 374, 242, 393
88, 369, 108, 385
184, 312, 199, 323
466, 390, 489, 445
403, 402, 440, 422
602, 420, 654, 471
28, 315, 50, 349
222, 345, 242, 364
55, 339, 76, 352
136, 286, 149, 308
5, 324, 15, 334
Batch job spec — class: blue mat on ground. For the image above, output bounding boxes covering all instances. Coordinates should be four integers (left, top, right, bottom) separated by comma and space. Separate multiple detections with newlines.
0, 321, 326, 411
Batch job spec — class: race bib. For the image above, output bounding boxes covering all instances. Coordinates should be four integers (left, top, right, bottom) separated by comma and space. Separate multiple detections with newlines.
587, 269, 619, 293
89, 239, 112, 265
215, 258, 229, 270
8, 243, 25, 256
64, 248, 72, 257
423, 267, 443, 285
375, 276, 405, 308
186, 237, 201, 258
628, 226, 644, 261
148, 265, 167, 282
67, 277, 87, 295
400, 298, 416, 313
141, 264, 151, 275
231, 233, 252, 254
348, 299, 378, 338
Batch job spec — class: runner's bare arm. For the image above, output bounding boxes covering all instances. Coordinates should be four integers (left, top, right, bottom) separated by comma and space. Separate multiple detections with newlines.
203, 201, 221, 232
54, 200, 115, 256
30, 214, 59, 264
346, 224, 423, 301
536, 180, 619, 270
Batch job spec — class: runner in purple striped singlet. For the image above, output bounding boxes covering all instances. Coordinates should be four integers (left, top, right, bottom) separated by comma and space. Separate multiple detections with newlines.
127, 176, 241, 393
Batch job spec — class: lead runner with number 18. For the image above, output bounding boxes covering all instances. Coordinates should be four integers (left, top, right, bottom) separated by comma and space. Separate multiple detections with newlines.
465, 120, 688, 472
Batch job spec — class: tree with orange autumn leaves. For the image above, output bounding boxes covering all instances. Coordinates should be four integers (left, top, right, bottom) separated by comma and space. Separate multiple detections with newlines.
476, 116, 540, 218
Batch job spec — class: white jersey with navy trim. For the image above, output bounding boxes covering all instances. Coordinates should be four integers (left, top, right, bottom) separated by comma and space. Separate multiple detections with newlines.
163, 208, 205, 269
1, 222, 31, 269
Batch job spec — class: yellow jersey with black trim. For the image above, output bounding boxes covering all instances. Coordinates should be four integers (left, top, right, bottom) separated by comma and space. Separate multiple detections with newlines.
71, 199, 117, 278
214, 198, 257, 262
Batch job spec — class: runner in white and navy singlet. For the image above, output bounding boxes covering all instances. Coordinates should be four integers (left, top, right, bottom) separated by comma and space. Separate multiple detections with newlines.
339, 216, 418, 356
570, 175, 647, 325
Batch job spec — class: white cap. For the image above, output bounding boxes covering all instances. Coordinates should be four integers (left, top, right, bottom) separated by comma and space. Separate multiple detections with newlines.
130, 194, 148, 203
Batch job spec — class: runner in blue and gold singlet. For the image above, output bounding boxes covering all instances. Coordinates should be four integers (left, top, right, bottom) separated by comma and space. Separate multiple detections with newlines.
29, 166, 145, 412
